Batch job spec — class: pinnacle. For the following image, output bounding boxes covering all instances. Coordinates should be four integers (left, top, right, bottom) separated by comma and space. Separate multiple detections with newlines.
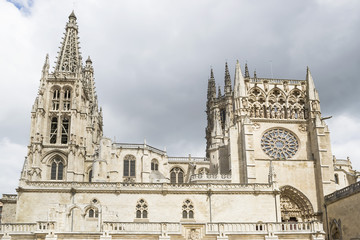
86, 56, 92, 63
210, 68, 214, 79
69, 10, 77, 20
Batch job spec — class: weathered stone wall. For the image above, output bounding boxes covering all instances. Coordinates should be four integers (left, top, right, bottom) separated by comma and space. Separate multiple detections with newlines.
325, 182, 360, 240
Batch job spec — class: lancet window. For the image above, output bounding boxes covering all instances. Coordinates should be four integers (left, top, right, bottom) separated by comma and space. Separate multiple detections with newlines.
63, 88, 71, 111
135, 199, 148, 218
50, 117, 58, 144
88, 208, 99, 218
182, 199, 194, 219
151, 159, 159, 171
89, 169, 93, 182
124, 155, 136, 177
50, 158, 64, 180
61, 117, 70, 144
52, 88, 60, 111
170, 167, 184, 184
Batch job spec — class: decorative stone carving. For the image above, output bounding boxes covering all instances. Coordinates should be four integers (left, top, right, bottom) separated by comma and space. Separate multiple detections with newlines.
252, 123, 260, 130
299, 124, 307, 132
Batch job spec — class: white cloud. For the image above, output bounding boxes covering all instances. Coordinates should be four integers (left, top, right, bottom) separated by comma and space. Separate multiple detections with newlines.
328, 114, 360, 170
0, 138, 27, 193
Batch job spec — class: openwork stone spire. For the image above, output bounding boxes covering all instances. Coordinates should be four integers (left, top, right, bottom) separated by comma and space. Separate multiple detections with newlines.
55, 11, 81, 73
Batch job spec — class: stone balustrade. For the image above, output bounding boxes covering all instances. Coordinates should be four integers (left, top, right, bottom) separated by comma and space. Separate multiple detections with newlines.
0, 223, 36, 233
190, 173, 232, 182
0, 222, 323, 235
325, 181, 360, 204
206, 222, 323, 234
167, 157, 209, 163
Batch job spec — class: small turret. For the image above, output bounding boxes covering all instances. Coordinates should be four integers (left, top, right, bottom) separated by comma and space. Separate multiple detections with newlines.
42, 54, 49, 77
218, 86, 222, 98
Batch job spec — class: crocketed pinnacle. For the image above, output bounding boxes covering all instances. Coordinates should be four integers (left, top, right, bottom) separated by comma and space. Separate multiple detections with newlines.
224, 62, 232, 94
55, 11, 81, 73
245, 63, 250, 78
207, 68, 216, 100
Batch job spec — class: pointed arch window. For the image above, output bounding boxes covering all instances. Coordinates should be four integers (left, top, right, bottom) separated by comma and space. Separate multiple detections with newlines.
170, 167, 184, 184
182, 199, 194, 219
334, 174, 339, 184
89, 169, 93, 182
88, 208, 99, 218
135, 199, 148, 219
52, 89, 60, 111
50, 158, 64, 180
63, 88, 71, 111
124, 155, 136, 177
50, 117, 58, 144
61, 117, 70, 144
151, 159, 159, 171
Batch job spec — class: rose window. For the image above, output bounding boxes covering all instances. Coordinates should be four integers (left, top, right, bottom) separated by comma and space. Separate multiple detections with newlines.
261, 128, 299, 159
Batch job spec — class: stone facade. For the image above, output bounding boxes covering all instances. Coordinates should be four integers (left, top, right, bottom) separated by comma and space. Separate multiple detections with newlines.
325, 182, 360, 240
0, 11, 356, 240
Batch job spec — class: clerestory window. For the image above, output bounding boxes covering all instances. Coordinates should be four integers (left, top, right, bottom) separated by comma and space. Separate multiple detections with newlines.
151, 159, 159, 171
135, 199, 148, 219
170, 167, 184, 184
51, 158, 64, 180
124, 155, 136, 177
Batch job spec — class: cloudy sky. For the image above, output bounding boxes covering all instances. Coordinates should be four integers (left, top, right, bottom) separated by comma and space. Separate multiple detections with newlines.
0, 0, 359, 194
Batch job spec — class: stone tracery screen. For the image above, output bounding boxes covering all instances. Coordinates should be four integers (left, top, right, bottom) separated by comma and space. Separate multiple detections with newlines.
261, 128, 299, 159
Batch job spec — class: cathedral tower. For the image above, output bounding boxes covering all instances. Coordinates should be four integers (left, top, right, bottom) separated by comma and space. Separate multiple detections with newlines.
21, 11, 103, 184
205, 61, 336, 221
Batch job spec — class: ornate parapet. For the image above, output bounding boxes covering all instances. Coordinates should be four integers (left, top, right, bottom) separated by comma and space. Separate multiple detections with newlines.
21, 181, 272, 194
0, 195, 17, 204
325, 181, 360, 204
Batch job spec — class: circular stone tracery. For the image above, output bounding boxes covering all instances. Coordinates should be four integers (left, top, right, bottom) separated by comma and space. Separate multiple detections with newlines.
261, 128, 299, 159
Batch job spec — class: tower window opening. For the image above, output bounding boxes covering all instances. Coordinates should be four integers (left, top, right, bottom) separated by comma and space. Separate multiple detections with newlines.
61, 117, 70, 144
63, 89, 71, 111
50, 117, 58, 144
50, 158, 64, 180
52, 89, 60, 111
151, 159, 159, 171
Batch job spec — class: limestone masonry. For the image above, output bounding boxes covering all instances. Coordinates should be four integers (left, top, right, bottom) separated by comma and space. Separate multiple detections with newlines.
0, 11, 358, 240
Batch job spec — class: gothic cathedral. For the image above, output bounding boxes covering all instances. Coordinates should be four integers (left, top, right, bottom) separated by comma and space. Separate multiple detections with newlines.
0, 11, 357, 240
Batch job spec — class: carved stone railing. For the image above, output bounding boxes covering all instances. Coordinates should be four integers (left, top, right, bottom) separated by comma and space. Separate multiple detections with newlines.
167, 157, 209, 163
190, 173, 231, 182
103, 222, 181, 234
0, 194, 17, 203
206, 222, 324, 234
325, 181, 360, 204
113, 143, 166, 155
0, 221, 324, 236
23, 181, 273, 194
0, 223, 37, 233
250, 78, 305, 85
